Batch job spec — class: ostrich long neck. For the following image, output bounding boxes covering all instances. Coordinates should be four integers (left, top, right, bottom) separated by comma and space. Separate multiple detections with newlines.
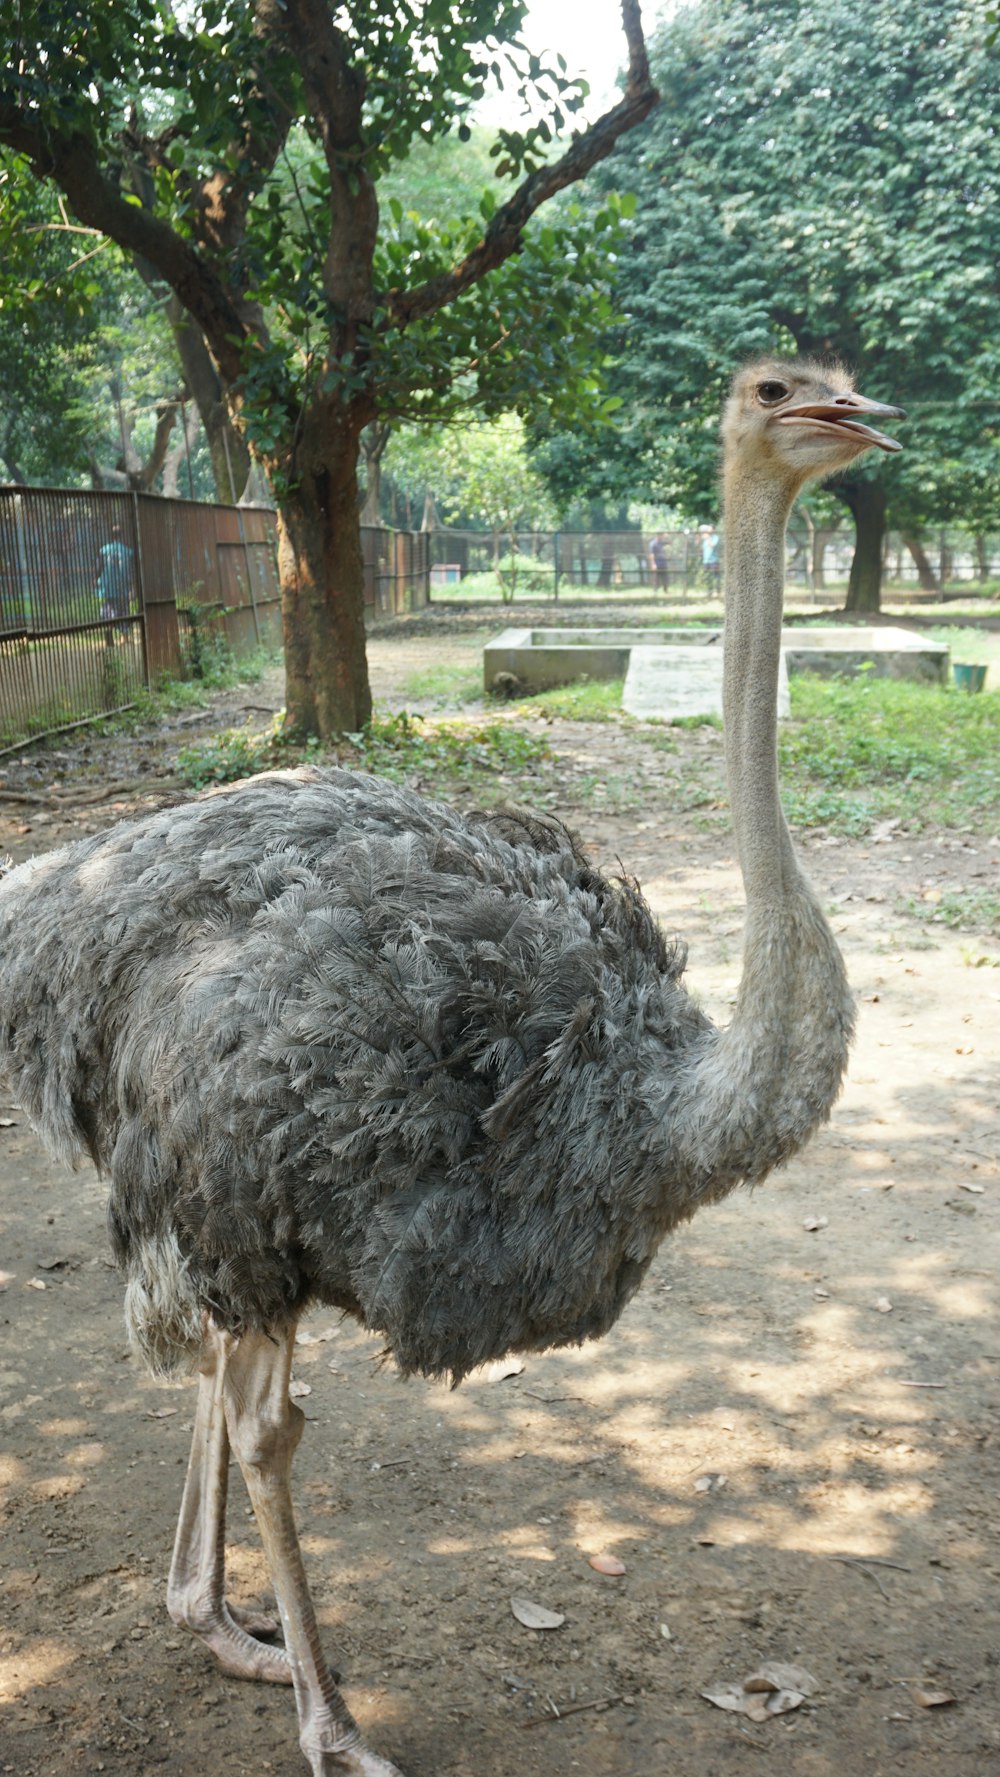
678, 460, 854, 1189
722, 464, 801, 905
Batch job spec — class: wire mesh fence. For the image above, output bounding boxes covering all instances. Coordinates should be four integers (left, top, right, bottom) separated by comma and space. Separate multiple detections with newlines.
429, 526, 1000, 600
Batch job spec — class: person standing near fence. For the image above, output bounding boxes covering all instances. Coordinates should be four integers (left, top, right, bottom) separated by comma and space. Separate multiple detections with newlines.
648, 532, 669, 592
700, 524, 721, 594
95, 523, 135, 635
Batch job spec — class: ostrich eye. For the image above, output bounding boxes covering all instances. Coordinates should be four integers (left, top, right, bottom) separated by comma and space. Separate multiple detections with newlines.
757, 380, 789, 405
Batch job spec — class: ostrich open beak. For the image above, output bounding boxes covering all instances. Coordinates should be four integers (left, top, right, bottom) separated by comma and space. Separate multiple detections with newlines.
776, 392, 906, 453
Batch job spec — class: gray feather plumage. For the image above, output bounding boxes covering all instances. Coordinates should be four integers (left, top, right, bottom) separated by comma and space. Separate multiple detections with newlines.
0, 766, 716, 1380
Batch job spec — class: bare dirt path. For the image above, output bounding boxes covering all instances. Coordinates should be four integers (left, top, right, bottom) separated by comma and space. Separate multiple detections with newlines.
2, 615, 999, 1777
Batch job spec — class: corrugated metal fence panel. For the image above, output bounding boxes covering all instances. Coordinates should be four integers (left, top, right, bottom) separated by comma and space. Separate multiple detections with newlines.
361, 525, 430, 615
0, 487, 429, 751
0, 489, 146, 750
133, 497, 182, 681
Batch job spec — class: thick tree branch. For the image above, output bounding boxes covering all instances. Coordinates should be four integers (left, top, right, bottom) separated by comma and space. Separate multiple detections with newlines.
387, 0, 658, 328
257, 0, 377, 323
124, 62, 293, 257
0, 108, 253, 385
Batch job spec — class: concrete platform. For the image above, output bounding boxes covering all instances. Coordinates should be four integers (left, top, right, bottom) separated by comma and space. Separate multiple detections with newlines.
781, 625, 948, 682
622, 643, 790, 721
483, 624, 949, 708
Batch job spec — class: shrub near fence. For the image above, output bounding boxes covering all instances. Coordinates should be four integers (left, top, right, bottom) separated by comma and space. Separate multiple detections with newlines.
0, 488, 430, 751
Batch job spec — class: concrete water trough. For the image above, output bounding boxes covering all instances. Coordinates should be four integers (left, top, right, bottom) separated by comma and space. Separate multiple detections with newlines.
483, 624, 949, 721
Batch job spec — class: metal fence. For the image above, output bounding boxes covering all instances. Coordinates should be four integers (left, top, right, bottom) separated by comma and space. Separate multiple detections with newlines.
430, 526, 1000, 598
0, 488, 431, 753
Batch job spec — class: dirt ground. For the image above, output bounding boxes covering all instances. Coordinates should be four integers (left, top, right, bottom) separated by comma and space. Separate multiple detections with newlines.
2, 611, 999, 1777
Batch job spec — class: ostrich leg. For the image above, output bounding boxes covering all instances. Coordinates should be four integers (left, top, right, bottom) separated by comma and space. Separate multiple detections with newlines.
167, 1320, 291, 1683
222, 1325, 405, 1777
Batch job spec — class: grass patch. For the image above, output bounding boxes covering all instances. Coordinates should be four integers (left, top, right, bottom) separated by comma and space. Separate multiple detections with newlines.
176, 710, 552, 798
900, 886, 1000, 935
512, 676, 625, 721
779, 673, 1000, 835
401, 662, 483, 705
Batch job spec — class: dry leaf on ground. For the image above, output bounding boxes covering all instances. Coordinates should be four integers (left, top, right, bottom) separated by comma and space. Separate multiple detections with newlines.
510, 1597, 565, 1631
702, 1663, 817, 1722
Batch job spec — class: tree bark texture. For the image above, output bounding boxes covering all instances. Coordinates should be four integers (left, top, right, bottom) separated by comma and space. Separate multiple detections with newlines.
276, 415, 372, 738
839, 480, 887, 612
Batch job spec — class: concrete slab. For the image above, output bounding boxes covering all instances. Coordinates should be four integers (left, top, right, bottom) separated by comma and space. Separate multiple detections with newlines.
781, 625, 948, 682
483, 623, 949, 699
622, 644, 790, 721
483, 626, 722, 694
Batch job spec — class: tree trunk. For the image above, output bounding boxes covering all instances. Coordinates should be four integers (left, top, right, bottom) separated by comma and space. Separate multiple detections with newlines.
276, 418, 372, 738
974, 534, 989, 581
161, 405, 202, 498
902, 533, 940, 592
939, 529, 953, 586
812, 530, 830, 588
839, 481, 887, 612
359, 421, 390, 526
168, 296, 251, 503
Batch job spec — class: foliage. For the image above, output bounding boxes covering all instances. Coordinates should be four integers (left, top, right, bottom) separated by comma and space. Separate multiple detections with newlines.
779, 671, 1000, 833
386, 412, 557, 595
177, 708, 552, 795
538, 0, 1000, 551
0, 166, 216, 491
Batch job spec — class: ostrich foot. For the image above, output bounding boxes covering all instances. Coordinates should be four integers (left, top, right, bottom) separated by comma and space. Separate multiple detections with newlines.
229, 1598, 282, 1639
301, 1730, 406, 1777
168, 1593, 294, 1684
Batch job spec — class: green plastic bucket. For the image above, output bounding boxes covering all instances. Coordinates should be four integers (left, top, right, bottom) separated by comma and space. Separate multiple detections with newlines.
953, 663, 987, 692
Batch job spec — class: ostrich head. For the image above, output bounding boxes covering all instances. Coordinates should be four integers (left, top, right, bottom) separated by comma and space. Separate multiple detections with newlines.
721, 355, 904, 492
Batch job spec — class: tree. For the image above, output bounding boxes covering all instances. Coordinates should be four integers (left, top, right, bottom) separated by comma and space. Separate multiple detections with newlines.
558, 0, 1000, 608
0, 171, 237, 498
0, 1, 657, 735
386, 412, 557, 594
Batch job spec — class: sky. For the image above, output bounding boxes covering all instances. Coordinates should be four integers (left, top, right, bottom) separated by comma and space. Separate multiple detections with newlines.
478, 1, 673, 124
519, 0, 633, 115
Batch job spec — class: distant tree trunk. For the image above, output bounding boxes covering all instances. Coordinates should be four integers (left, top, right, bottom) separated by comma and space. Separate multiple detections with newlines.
0, 442, 26, 483
902, 533, 940, 592
161, 405, 202, 498
838, 480, 887, 612
167, 296, 251, 503
274, 412, 372, 739
974, 534, 989, 581
812, 530, 833, 587
939, 529, 953, 586
359, 421, 390, 525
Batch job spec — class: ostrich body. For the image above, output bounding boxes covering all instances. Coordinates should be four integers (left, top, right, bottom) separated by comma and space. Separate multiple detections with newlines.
0, 359, 903, 1777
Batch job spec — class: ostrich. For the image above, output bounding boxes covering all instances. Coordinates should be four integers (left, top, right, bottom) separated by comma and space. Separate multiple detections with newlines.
0, 357, 903, 1777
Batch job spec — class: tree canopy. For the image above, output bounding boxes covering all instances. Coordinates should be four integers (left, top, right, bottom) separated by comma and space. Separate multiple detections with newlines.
0, 0, 657, 733
547, 0, 1000, 605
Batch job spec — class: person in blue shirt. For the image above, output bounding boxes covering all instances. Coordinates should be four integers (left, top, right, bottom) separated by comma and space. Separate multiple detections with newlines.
95, 524, 135, 634
700, 525, 721, 593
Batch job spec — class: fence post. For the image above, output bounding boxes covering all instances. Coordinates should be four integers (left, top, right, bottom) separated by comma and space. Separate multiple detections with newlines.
234, 502, 262, 644
131, 491, 150, 687
553, 530, 560, 601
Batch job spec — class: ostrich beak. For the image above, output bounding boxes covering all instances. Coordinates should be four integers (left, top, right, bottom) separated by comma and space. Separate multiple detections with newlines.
776, 392, 906, 453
